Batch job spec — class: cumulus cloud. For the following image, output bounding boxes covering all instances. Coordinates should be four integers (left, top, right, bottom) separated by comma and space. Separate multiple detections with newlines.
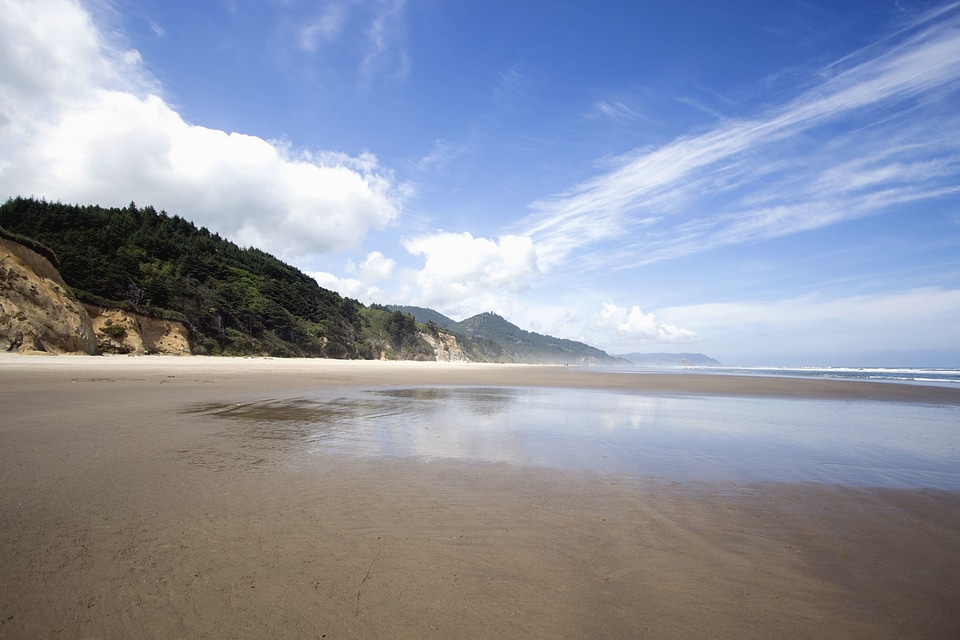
0, 0, 147, 113
308, 250, 397, 302
591, 303, 701, 345
309, 271, 371, 301
401, 231, 540, 309
355, 250, 396, 281
0, 0, 401, 261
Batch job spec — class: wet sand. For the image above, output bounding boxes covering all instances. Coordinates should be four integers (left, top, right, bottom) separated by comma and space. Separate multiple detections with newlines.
1, 355, 959, 638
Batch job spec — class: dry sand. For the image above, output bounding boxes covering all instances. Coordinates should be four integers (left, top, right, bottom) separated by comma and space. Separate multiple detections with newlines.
1, 355, 959, 639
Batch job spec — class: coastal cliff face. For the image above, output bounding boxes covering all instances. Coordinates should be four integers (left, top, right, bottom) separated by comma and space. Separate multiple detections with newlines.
0, 236, 100, 354
84, 305, 193, 356
422, 331, 469, 362
2, 231, 463, 361
1, 235, 194, 356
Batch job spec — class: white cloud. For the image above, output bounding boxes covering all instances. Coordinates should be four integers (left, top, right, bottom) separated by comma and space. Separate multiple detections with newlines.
414, 138, 468, 173
0, 0, 401, 261
299, 5, 348, 52
520, 3, 960, 270
588, 99, 643, 122
310, 250, 396, 302
357, 250, 396, 281
362, 0, 409, 81
658, 287, 960, 361
280, 0, 409, 84
401, 231, 540, 311
505, 287, 960, 361
310, 271, 373, 301
148, 20, 165, 39
591, 303, 701, 346
0, 0, 149, 116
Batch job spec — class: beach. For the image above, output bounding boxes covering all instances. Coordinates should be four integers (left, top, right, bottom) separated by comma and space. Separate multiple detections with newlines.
1, 355, 959, 638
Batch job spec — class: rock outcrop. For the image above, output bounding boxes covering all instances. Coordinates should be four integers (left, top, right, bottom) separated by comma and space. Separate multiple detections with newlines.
0, 236, 99, 354
1, 233, 194, 356
84, 305, 193, 355
422, 331, 469, 362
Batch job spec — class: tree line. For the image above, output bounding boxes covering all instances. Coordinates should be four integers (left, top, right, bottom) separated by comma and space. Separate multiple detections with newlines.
0, 197, 427, 358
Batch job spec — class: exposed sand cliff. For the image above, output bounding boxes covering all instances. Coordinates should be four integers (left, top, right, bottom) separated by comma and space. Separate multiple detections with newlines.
0, 236, 99, 354
1, 235, 193, 355
421, 330, 468, 362
84, 304, 193, 355
1, 234, 469, 361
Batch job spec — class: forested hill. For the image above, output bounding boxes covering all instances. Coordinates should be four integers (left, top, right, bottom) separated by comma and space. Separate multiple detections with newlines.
390, 306, 627, 365
1, 197, 630, 363
0, 197, 373, 357
454, 312, 627, 365
386, 305, 459, 330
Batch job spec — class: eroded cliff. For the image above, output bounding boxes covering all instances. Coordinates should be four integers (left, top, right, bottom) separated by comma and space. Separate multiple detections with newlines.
421, 331, 469, 362
1, 233, 194, 356
84, 305, 193, 355
0, 235, 99, 354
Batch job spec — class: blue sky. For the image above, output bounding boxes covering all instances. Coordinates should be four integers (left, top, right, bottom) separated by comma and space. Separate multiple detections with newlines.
2, 0, 960, 365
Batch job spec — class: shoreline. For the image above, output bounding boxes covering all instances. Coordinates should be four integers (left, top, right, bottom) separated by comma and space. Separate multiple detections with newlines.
2, 354, 959, 637
2, 352, 959, 404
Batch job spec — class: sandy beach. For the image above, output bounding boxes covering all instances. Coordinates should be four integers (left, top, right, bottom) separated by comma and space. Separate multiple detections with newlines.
1, 355, 959, 638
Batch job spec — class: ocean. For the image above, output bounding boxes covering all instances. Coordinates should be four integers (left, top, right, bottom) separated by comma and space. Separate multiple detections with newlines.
675, 366, 960, 387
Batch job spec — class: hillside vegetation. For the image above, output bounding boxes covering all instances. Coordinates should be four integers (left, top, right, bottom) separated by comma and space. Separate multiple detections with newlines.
389, 306, 627, 365
2, 197, 628, 363
0, 197, 429, 358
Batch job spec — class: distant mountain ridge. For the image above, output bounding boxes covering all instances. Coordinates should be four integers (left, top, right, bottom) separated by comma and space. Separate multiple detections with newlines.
2, 197, 690, 365
389, 306, 628, 365
387, 305, 459, 330
615, 352, 722, 366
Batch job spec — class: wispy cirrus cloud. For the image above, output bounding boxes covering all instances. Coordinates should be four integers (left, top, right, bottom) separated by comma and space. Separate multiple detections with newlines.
587, 99, 645, 122
413, 138, 469, 173
285, 0, 409, 84
520, 2, 960, 270
362, 0, 409, 81
298, 4, 349, 52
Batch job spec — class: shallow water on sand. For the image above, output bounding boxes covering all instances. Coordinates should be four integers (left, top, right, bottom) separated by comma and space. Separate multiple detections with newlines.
195, 387, 960, 489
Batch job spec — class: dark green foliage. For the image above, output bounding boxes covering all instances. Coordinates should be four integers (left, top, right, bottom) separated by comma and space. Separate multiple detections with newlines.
98, 322, 127, 340
1, 197, 627, 363
387, 305, 626, 364
386, 310, 417, 347
450, 312, 626, 365
0, 197, 366, 358
360, 306, 435, 360
0, 225, 60, 268
386, 305, 459, 329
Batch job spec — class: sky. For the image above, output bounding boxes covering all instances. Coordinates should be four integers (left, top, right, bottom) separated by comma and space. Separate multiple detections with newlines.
2, 0, 960, 366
